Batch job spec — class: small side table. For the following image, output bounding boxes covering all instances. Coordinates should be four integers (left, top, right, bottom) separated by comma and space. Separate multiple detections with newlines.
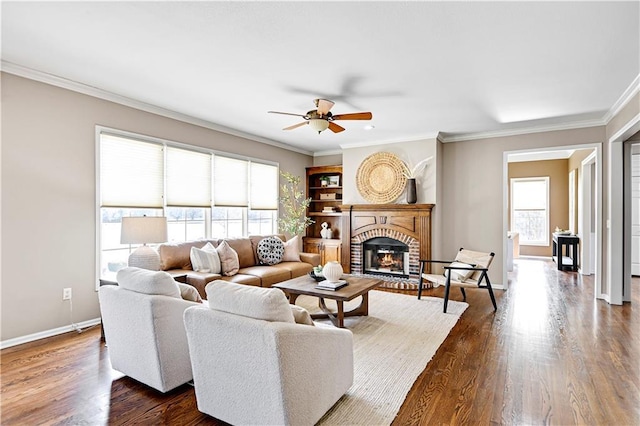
552, 233, 579, 271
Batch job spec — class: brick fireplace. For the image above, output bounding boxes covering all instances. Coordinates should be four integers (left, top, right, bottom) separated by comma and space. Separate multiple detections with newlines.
340, 204, 434, 280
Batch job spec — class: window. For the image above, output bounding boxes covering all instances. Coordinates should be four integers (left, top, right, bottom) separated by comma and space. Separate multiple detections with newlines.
97, 129, 279, 279
511, 177, 550, 246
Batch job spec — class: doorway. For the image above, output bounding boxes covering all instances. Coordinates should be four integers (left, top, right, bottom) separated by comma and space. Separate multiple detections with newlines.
502, 144, 602, 299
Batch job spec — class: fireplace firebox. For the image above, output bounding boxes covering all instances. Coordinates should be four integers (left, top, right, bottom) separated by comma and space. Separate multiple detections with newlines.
363, 237, 409, 278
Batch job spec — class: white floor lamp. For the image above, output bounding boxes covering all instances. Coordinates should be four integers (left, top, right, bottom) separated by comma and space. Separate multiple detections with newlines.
120, 216, 168, 270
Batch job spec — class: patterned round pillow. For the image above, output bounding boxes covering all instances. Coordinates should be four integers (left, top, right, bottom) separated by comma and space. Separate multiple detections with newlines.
257, 236, 285, 266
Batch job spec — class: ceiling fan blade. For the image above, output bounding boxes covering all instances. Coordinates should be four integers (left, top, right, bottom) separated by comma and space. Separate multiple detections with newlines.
332, 112, 373, 121
315, 99, 335, 115
283, 121, 309, 131
328, 122, 346, 133
268, 111, 306, 118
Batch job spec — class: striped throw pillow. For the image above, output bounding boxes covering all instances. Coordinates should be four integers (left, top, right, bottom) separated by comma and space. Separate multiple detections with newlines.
190, 242, 221, 274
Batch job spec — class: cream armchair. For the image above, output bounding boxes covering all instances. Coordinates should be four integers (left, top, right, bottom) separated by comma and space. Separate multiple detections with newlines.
183, 280, 354, 425
99, 267, 201, 393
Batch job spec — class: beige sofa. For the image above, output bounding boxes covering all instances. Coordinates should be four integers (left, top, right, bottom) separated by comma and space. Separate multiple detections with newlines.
158, 235, 320, 298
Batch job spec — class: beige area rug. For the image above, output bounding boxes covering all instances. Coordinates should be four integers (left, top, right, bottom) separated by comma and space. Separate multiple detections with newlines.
295, 290, 468, 425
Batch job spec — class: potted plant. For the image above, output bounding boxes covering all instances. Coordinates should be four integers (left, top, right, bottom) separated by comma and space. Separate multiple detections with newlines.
319, 176, 330, 187
401, 156, 433, 204
278, 171, 314, 238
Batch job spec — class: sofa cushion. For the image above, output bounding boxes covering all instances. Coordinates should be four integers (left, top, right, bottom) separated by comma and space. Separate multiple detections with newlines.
218, 273, 261, 286
116, 267, 181, 298
220, 237, 255, 268
158, 240, 217, 271
205, 280, 295, 323
178, 282, 203, 303
239, 266, 291, 287
273, 261, 313, 278
190, 242, 221, 273
282, 235, 301, 262
185, 271, 223, 299
257, 236, 285, 266
216, 241, 240, 276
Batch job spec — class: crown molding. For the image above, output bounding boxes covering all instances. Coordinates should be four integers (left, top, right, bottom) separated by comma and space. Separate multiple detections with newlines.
440, 118, 605, 143
313, 149, 343, 157
337, 133, 440, 151
602, 73, 640, 125
1, 61, 314, 156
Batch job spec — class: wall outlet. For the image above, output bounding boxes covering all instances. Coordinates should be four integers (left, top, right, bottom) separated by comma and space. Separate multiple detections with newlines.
63, 288, 72, 300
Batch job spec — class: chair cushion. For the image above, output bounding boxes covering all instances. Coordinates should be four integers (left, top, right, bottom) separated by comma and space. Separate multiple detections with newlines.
216, 241, 240, 276
290, 304, 314, 326
205, 280, 295, 323
178, 283, 203, 303
256, 236, 285, 265
444, 261, 474, 282
282, 235, 301, 262
190, 242, 222, 273
455, 249, 494, 281
116, 267, 181, 298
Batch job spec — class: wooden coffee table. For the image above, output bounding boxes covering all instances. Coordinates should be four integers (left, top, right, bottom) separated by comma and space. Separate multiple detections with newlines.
273, 275, 383, 328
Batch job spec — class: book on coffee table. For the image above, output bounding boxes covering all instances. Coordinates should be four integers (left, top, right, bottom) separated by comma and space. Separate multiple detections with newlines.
315, 280, 348, 291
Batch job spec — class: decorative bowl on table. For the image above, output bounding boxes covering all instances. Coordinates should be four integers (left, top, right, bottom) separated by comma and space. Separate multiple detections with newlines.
309, 271, 324, 282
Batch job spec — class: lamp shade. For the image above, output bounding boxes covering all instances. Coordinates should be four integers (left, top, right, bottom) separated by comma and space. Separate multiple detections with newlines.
120, 216, 168, 245
309, 119, 329, 133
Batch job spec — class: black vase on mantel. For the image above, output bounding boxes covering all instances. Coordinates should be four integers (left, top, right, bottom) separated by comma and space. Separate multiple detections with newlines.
406, 178, 417, 204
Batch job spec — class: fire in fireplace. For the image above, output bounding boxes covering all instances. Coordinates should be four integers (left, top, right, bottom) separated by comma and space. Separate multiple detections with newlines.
363, 237, 410, 278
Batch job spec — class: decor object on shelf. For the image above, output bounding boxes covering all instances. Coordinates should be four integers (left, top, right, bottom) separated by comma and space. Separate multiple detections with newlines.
323, 260, 344, 283
356, 152, 407, 204
401, 156, 433, 179
121, 216, 167, 270
406, 178, 417, 204
268, 98, 372, 134
401, 156, 432, 204
279, 171, 314, 238
320, 222, 333, 239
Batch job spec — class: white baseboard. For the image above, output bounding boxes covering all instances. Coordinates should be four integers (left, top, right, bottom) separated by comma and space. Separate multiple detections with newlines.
1, 318, 102, 350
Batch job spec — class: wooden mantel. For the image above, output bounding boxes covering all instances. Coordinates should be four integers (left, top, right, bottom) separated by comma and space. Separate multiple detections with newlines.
340, 204, 434, 274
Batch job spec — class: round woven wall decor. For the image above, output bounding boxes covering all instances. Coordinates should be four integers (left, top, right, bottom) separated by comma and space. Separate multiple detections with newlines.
356, 152, 407, 204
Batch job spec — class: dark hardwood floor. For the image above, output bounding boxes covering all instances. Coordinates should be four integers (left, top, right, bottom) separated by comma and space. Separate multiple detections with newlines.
1, 259, 638, 425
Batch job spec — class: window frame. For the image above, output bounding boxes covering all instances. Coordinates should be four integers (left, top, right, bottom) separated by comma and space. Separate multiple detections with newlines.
95, 126, 279, 289
510, 176, 550, 247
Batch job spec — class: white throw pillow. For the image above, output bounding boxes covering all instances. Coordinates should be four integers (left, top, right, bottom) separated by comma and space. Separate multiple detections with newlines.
216, 240, 239, 276
282, 235, 301, 262
206, 280, 295, 323
257, 236, 285, 265
443, 262, 474, 282
116, 267, 181, 298
190, 242, 221, 273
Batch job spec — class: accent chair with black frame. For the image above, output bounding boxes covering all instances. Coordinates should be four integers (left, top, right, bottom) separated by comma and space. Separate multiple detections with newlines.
418, 248, 497, 313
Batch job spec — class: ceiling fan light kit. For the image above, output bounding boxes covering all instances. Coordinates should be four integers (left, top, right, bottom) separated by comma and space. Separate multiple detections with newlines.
268, 98, 372, 134
309, 118, 330, 133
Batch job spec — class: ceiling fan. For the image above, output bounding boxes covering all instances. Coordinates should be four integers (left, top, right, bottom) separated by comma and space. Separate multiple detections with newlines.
268, 99, 373, 134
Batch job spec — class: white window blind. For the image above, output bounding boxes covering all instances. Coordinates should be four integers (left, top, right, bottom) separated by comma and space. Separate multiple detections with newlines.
166, 147, 212, 207
100, 134, 164, 208
214, 156, 248, 207
250, 162, 278, 210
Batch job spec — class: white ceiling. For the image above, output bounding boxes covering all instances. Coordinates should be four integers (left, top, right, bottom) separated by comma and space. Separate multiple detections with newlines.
2, 1, 639, 155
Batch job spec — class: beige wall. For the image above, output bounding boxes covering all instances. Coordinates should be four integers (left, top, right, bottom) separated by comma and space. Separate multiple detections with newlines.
313, 153, 342, 166
1, 73, 313, 342
440, 126, 606, 285
508, 159, 569, 257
